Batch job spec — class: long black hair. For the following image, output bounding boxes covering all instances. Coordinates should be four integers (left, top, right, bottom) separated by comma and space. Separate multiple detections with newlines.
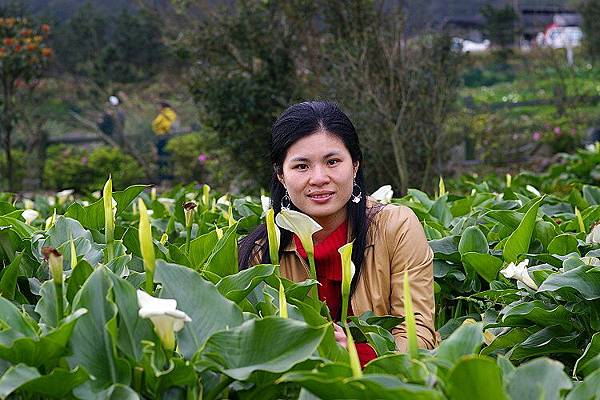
239, 101, 373, 296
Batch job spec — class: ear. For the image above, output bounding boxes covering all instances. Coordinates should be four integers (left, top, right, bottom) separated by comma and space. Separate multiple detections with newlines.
277, 172, 286, 189
352, 161, 360, 178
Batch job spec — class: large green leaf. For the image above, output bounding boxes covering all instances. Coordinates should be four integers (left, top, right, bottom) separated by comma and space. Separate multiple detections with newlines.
575, 332, 600, 376
429, 236, 461, 263
39, 217, 104, 267
0, 253, 22, 300
547, 234, 579, 256
65, 185, 147, 230
501, 300, 573, 329
510, 326, 580, 360
216, 264, 275, 303
435, 321, 483, 366
566, 369, 600, 400
107, 272, 154, 362
282, 371, 443, 400
583, 185, 600, 206
503, 197, 544, 263
506, 358, 572, 400
187, 230, 219, 269
539, 265, 600, 301
0, 363, 88, 399
461, 252, 503, 283
458, 226, 488, 255
203, 224, 239, 277
363, 354, 430, 384
153, 260, 244, 359
446, 356, 508, 400
67, 268, 131, 390
0, 215, 37, 240
201, 317, 327, 381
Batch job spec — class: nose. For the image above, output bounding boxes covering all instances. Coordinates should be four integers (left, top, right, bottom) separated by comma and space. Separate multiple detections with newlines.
308, 165, 330, 186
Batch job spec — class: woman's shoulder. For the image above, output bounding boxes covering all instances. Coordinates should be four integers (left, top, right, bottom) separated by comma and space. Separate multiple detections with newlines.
366, 198, 423, 243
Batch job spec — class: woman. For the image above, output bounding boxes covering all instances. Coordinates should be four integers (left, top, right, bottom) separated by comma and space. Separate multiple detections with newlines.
239, 101, 438, 364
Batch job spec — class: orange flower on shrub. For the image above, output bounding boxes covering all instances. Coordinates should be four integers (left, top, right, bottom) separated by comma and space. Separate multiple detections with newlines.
2, 38, 15, 46
14, 45, 22, 53
26, 43, 37, 51
41, 47, 52, 57
33, 35, 43, 43
40, 24, 50, 34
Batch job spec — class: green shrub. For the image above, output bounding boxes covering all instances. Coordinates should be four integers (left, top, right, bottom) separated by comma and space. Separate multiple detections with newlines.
0, 148, 27, 191
44, 145, 146, 192
165, 129, 242, 192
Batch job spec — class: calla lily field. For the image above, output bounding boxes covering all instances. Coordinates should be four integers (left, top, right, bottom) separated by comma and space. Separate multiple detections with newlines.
1, 148, 600, 398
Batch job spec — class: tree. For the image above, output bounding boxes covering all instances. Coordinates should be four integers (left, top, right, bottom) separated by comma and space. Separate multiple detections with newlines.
319, 1, 463, 193
0, 15, 52, 191
480, 4, 519, 49
580, 0, 600, 61
186, 1, 309, 190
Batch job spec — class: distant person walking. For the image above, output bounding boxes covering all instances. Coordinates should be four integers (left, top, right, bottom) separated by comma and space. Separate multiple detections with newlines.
152, 101, 178, 181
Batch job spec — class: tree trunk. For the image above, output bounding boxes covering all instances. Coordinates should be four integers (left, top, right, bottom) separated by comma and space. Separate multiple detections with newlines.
1, 79, 14, 192
389, 127, 409, 195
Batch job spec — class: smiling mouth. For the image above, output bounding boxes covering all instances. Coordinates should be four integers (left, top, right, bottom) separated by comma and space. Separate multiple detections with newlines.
308, 192, 334, 200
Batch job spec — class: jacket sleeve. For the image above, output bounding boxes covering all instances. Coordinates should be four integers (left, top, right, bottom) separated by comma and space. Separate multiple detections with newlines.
386, 206, 439, 351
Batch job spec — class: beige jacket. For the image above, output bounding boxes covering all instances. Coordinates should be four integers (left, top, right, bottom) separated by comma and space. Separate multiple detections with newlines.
251, 201, 439, 351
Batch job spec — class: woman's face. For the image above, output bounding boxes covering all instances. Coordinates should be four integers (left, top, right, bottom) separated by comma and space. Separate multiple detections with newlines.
278, 131, 358, 228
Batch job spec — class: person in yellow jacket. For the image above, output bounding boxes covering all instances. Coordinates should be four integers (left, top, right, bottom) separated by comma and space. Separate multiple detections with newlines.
152, 102, 177, 135
152, 102, 177, 180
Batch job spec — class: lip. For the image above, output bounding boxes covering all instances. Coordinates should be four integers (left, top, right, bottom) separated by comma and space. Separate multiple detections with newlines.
307, 191, 334, 204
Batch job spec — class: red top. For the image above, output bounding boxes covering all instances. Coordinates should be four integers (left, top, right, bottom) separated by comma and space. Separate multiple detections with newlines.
293, 221, 377, 367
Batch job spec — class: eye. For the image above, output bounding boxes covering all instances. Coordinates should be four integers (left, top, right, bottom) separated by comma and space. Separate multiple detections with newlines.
294, 163, 309, 171
327, 159, 340, 166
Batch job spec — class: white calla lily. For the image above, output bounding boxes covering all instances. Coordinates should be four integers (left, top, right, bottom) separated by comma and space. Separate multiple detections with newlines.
582, 256, 600, 267
137, 290, 191, 351
371, 185, 393, 204
338, 242, 355, 322
22, 209, 39, 225
500, 259, 538, 290
158, 197, 175, 211
276, 208, 322, 296
261, 195, 271, 213
586, 222, 600, 244
56, 189, 74, 205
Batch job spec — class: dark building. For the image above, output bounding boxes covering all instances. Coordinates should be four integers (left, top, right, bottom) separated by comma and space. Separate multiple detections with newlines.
404, 0, 580, 41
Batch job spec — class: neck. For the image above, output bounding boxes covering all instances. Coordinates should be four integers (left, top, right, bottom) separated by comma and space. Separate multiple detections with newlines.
313, 209, 347, 244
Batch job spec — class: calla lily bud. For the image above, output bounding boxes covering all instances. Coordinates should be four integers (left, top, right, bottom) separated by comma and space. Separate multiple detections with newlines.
183, 201, 197, 228
45, 209, 56, 230
525, 185, 541, 197
202, 184, 211, 207
138, 198, 156, 293
103, 177, 115, 262
137, 290, 191, 352
586, 221, 600, 244
371, 185, 393, 204
438, 176, 446, 197
266, 208, 281, 265
22, 209, 39, 225
338, 242, 354, 322
42, 247, 64, 284
500, 259, 538, 290
151, 187, 157, 201
160, 233, 169, 245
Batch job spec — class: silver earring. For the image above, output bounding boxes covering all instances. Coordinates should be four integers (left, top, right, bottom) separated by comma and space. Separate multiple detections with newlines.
351, 180, 362, 203
281, 191, 291, 210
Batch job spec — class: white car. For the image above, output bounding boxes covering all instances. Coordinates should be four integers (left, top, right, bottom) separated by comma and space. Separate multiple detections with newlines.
452, 38, 491, 53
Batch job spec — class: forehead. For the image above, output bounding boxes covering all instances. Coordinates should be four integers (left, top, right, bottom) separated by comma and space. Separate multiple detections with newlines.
284, 132, 350, 161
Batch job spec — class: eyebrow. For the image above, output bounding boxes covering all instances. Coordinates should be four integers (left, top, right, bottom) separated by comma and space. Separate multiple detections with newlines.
288, 151, 342, 163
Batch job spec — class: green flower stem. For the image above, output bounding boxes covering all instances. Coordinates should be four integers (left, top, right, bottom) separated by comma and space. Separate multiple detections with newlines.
307, 251, 318, 299
185, 224, 192, 255
133, 366, 143, 394
54, 281, 64, 323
